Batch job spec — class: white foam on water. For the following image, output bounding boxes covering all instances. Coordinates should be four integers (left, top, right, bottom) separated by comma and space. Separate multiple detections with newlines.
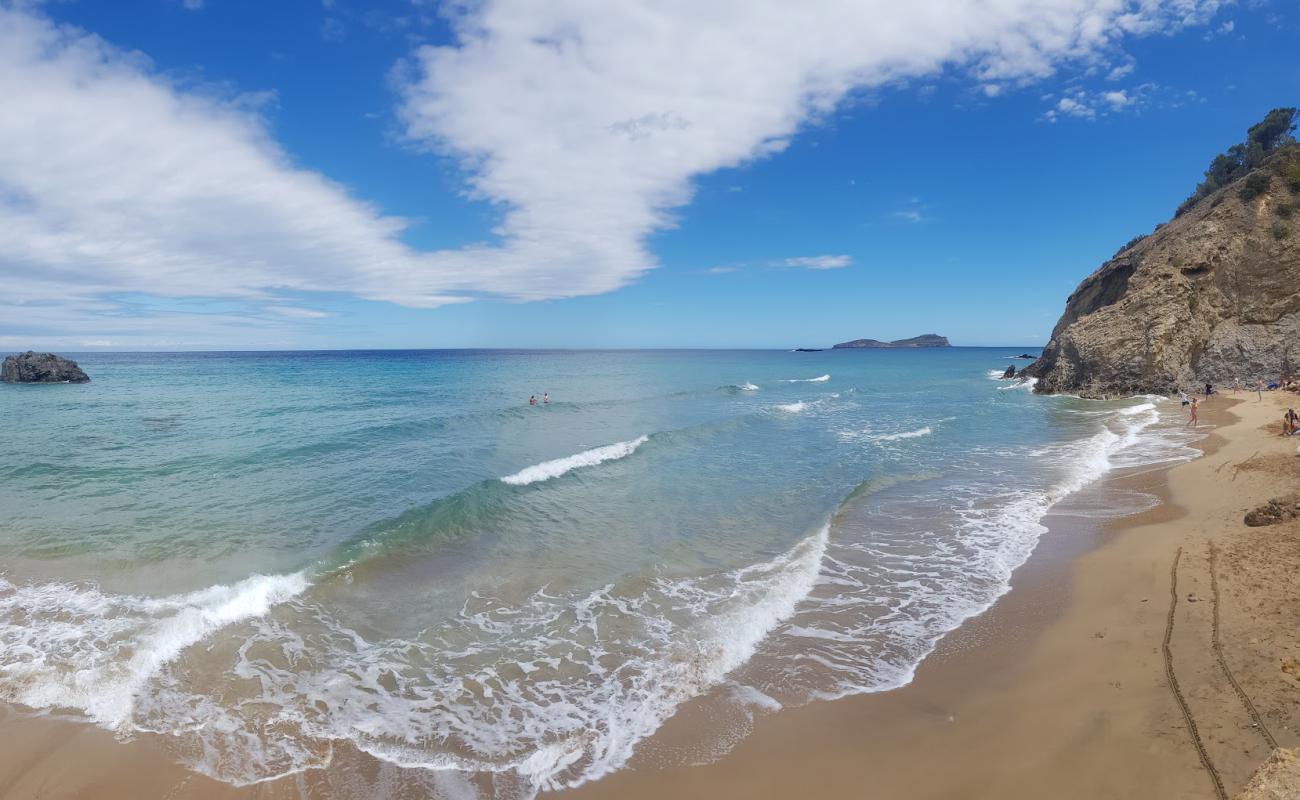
500, 435, 649, 486
784, 374, 829, 383
0, 572, 308, 729
774, 402, 807, 413
4, 525, 828, 795
743, 397, 1199, 706
871, 426, 932, 442
997, 376, 1038, 391
736, 382, 759, 391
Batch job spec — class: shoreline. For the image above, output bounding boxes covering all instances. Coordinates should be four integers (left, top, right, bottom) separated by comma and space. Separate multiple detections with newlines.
3, 393, 1298, 798
564, 392, 1300, 799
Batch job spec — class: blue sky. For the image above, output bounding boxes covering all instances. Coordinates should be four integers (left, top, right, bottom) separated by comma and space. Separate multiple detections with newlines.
1, 0, 1297, 349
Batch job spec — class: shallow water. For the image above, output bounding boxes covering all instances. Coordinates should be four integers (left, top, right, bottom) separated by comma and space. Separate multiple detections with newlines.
0, 349, 1201, 795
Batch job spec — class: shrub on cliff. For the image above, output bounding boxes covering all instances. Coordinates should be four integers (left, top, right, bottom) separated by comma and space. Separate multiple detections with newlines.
1287, 163, 1300, 193
1240, 171, 1272, 200
1177, 107, 1297, 216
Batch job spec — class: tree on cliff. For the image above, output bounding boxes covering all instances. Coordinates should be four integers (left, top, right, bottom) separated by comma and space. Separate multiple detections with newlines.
1177, 107, 1297, 216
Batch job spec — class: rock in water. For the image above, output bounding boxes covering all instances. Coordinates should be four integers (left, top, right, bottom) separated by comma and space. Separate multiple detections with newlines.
1025, 136, 1300, 397
1, 351, 91, 383
1001, 365, 1017, 379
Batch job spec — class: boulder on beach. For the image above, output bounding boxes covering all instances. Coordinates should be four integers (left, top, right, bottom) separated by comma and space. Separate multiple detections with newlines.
1, 351, 91, 383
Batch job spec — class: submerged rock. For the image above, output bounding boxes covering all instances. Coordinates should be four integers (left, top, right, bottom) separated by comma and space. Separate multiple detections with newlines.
1, 351, 90, 383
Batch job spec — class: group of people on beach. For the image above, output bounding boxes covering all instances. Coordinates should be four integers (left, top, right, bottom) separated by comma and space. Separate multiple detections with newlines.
528, 393, 550, 406
1180, 378, 1300, 435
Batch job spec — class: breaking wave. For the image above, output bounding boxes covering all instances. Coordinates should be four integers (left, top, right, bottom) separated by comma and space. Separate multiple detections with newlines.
500, 436, 649, 486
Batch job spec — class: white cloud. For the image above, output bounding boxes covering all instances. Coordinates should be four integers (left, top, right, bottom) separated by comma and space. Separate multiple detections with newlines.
266, 306, 335, 318
1105, 60, 1136, 80
1102, 89, 1130, 108
1042, 81, 1167, 121
889, 209, 925, 223
781, 255, 852, 270
0, 2, 1227, 338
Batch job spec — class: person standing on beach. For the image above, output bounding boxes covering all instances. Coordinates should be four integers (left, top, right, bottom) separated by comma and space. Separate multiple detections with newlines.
1178, 389, 1190, 407
1185, 397, 1199, 428
1258, 380, 1265, 401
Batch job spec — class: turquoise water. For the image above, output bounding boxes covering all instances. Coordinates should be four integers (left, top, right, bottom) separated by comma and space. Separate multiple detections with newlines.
0, 349, 1199, 795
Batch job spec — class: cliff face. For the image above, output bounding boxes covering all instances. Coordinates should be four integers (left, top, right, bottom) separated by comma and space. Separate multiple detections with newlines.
1025, 146, 1300, 397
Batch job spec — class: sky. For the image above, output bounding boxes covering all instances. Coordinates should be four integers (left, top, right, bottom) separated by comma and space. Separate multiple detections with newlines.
1, 0, 1297, 350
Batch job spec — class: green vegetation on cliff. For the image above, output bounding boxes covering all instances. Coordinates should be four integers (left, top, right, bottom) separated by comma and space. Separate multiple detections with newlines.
1176, 107, 1297, 216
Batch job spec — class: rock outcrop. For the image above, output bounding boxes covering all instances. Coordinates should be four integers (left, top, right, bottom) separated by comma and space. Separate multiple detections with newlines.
1025, 141, 1300, 397
1, 351, 91, 383
833, 334, 950, 349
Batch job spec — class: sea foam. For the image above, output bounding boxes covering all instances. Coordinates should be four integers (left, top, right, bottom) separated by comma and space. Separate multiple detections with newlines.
0, 572, 308, 729
500, 436, 648, 486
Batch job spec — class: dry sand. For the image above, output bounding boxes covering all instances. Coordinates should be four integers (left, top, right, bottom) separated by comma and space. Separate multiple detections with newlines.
2, 392, 1299, 799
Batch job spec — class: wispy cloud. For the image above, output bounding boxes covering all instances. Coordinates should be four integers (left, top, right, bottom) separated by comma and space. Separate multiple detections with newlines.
0, 1, 1229, 338
886, 196, 928, 224
781, 255, 852, 270
266, 306, 336, 319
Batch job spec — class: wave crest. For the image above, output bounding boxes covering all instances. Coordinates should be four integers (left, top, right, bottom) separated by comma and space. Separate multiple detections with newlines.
501, 436, 649, 486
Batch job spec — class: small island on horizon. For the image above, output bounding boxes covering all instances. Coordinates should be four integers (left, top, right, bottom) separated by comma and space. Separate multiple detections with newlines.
831, 334, 951, 349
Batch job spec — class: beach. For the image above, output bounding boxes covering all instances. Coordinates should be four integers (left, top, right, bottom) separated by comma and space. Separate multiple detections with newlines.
1, 365, 1297, 798
565, 391, 1300, 799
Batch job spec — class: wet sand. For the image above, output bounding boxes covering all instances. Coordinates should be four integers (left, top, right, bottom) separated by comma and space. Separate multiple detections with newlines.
566, 392, 1300, 800
3, 392, 1299, 799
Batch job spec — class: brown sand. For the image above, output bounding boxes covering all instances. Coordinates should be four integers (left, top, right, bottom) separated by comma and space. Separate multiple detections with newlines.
3, 393, 1299, 799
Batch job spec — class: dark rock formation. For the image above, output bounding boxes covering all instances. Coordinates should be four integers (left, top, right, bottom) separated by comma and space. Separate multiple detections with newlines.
1, 351, 91, 383
1013, 353, 1038, 360
794, 348, 824, 352
1025, 143, 1300, 397
1001, 365, 1017, 379
832, 334, 950, 349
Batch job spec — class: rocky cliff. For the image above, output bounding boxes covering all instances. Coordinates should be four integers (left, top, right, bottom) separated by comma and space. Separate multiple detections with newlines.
1025, 140, 1300, 397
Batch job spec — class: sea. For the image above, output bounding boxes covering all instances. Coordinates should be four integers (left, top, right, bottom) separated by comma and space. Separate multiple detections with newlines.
0, 348, 1202, 797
